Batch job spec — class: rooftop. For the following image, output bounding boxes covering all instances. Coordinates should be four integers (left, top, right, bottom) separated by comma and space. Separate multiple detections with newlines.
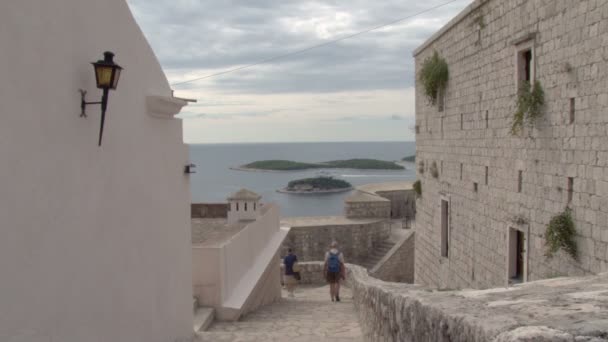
191, 218, 248, 246
281, 216, 385, 228
356, 181, 414, 194
228, 188, 261, 201
344, 190, 390, 203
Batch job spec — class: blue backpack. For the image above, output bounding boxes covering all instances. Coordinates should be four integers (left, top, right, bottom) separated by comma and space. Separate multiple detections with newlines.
328, 252, 341, 273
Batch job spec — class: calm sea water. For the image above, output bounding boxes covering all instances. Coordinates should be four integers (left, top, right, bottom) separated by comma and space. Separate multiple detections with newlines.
189, 141, 416, 217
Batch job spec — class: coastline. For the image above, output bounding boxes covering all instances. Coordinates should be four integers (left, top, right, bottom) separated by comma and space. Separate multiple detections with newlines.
230, 166, 406, 173
277, 187, 354, 195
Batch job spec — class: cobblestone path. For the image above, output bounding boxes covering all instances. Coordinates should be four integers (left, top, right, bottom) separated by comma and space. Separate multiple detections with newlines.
196, 285, 363, 342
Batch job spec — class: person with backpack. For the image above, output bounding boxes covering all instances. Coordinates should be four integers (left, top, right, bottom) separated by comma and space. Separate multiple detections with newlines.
324, 241, 345, 302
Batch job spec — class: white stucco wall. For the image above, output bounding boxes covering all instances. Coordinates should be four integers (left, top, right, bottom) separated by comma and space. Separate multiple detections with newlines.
192, 204, 288, 320
0, 1, 193, 342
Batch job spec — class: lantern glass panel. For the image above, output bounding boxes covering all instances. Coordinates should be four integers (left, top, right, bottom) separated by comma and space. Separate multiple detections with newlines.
111, 67, 122, 90
95, 65, 114, 88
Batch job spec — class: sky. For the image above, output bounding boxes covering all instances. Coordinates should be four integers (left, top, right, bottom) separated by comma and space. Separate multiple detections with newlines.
127, 0, 473, 144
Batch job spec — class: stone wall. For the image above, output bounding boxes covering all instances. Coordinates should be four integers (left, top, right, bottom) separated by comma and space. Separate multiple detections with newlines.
342, 262, 608, 342
281, 217, 390, 265
345, 201, 391, 219
191, 203, 229, 218
375, 190, 417, 219
295, 262, 327, 285
370, 231, 415, 283
414, 0, 608, 289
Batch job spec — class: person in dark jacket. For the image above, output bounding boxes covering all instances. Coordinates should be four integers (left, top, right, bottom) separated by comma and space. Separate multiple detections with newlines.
283, 248, 298, 298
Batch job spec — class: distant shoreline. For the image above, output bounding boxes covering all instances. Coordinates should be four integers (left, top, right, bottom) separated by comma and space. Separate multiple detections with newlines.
277, 187, 353, 194
230, 166, 407, 173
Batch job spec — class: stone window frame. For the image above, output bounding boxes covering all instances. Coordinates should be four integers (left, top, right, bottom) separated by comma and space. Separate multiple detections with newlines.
513, 34, 536, 89
505, 225, 530, 286
439, 193, 451, 259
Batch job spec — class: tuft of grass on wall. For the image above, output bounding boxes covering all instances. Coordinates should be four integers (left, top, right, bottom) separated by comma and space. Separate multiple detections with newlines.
545, 208, 578, 261
511, 80, 545, 135
430, 161, 439, 179
413, 180, 422, 197
419, 51, 449, 106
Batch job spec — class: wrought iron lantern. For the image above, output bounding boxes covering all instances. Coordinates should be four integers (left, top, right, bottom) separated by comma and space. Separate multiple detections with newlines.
80, 51, 123, 146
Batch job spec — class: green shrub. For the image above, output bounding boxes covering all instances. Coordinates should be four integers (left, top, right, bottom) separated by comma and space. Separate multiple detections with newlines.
419, 51, 449, 105
287, 177, 351, 190
413, 180, 422, 197
545, 208, 578, 260
430, 161, 439, 179
511, 80, 545, 135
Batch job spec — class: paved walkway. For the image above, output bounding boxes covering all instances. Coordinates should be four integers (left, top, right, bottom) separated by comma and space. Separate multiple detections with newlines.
196, 285, 363, 342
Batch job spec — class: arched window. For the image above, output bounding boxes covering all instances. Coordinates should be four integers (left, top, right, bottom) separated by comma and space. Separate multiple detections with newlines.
244, 202, 248, 211
236, 202, 239, 211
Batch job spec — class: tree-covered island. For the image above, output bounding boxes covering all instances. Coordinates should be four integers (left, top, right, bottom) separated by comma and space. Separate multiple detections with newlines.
239, 158, 404, 171
278, 177, 353, 194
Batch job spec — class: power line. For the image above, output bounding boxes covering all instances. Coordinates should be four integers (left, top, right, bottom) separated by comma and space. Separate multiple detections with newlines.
171, 0, 462, 87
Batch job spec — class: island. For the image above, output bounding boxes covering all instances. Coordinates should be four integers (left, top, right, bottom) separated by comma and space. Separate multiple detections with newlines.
236, 158, 405, 171
402, 155, 416, 162
278, 177, 353, 194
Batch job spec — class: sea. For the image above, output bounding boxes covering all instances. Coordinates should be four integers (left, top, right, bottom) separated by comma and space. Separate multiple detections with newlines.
189, 141, 416, 217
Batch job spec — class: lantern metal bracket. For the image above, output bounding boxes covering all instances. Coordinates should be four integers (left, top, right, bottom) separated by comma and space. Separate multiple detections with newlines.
79, 89, 103, 118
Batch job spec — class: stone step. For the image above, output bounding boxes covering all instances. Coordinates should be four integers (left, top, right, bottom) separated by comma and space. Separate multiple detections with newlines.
194, 307, 215, 332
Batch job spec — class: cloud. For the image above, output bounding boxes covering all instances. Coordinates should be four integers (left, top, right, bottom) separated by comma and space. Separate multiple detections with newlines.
128, 0, 472, 93
126, 0, 473, 142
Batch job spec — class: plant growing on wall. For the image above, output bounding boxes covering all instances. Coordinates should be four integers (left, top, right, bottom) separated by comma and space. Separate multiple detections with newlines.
413, 180, 422, 197
545, 208, 578, 260
419, 51, 449, 105
511, 80, 545, 135
430, 161, 439, 179
418, 161, 425, 175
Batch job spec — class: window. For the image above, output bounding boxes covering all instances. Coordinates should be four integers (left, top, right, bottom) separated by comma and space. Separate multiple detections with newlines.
518, 171, 523, 193
485, 166, 489, 185
460, 163, 463, 180
569, 98, 576, 124
485, 110, 489, 129
254, 202, 257, 211
516, 40, 535, 87
520, 49, 533, 82
441, 199, 449, 258
244, 202, 248, 211
415, 125, 420, 134
236, 202, 239, 211
460, 113, 464, 130
473, 182, 478, 193
568, 177, 574, 203
508, 228, 526, 284
441, 160, 444, 175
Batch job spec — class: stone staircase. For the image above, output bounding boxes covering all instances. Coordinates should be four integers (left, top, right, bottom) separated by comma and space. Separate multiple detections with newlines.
193, 297, 215, 332
360, 240, 396, 269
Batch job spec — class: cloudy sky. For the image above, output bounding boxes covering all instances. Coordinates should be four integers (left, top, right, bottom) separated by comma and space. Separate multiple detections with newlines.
127, 0, 472, 143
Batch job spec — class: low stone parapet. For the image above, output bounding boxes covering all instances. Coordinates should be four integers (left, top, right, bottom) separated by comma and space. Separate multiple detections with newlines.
296, 262, 608, 341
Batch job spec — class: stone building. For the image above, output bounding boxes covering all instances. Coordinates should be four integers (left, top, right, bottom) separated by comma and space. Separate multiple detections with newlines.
414, 0, 608, 289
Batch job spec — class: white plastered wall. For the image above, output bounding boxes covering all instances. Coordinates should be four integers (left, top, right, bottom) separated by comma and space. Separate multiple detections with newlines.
0, 1, 193, 341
